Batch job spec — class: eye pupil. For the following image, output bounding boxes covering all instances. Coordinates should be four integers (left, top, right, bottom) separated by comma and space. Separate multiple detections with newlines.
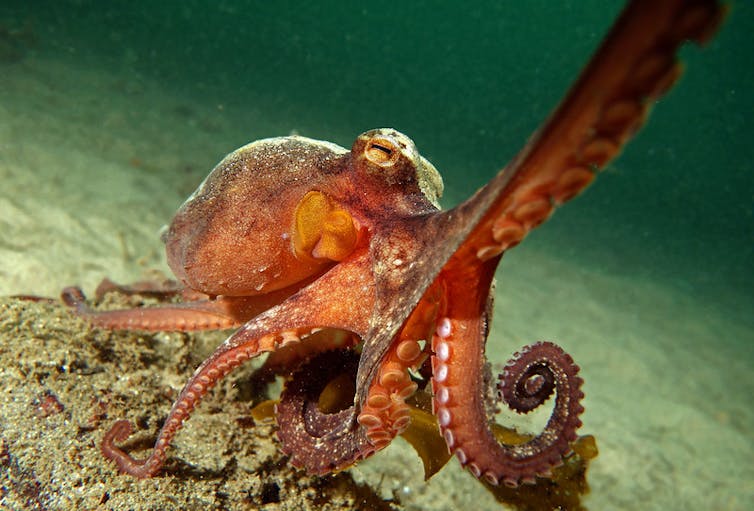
370, 143, 393, 156
364, 137, 400, 166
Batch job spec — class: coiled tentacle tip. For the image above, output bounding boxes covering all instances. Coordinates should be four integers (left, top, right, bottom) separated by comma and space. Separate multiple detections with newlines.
101, 420, 156, 479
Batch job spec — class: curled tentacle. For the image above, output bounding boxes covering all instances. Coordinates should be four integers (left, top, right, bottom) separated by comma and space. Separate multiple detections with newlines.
276, 349, 374, 474
496, 342, 584, 471
498, 342, 562, 414
432, 331, 583, 487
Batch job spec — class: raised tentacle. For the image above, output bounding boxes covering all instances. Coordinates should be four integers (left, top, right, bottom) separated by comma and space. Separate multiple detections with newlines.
101, 253, 376, 477
459, 0, 727, 262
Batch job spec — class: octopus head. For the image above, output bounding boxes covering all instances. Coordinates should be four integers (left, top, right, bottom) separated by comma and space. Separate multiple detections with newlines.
352, 128, 444, 209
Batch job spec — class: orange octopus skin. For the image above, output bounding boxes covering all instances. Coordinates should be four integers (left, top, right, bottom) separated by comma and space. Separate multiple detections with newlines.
61, 0, 725, 488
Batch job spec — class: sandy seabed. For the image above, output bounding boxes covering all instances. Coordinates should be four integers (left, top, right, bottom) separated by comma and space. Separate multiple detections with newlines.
1, 52, 752, 510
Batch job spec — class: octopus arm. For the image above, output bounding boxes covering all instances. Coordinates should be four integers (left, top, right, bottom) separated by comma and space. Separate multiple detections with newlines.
60, 277, 317, 331
276, 349, 374, 474
276, 275, 443, 474
450, 0, 726, 262
100, 251, 375, 478
430, 258, 584, 487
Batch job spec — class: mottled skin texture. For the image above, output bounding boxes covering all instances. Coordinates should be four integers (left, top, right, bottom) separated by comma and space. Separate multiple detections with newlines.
62, 0, 724, 490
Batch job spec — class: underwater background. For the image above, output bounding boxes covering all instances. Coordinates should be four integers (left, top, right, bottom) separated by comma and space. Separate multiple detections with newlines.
0, 1, 752, 510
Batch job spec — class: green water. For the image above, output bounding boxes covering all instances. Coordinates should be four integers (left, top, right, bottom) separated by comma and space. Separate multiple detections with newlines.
1, 1, 752, 509
5, 0, 750, 309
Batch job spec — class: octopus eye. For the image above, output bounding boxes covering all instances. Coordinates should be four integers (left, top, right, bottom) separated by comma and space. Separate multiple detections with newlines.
364, 136, 400, 167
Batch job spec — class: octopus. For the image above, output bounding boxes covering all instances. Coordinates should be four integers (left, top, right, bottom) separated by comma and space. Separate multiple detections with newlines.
61, 0, 725, 490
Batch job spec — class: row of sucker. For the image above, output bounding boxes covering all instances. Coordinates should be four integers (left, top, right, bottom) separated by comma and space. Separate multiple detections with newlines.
357, 289, 440, 448
357, 337, 424, 449
475, 0, 725, 262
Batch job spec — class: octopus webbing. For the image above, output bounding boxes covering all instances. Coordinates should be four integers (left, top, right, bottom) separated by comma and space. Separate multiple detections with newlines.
61, 0, 725, 490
